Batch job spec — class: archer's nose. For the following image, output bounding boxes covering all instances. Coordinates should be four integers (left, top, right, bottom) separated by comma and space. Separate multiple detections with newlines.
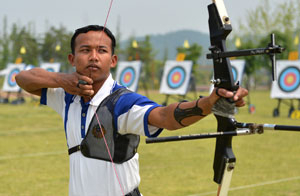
89, 49, 99, 61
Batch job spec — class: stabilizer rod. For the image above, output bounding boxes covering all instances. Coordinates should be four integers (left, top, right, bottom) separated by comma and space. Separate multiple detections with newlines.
234, 122, 300, 132
145, 122, 300, 144
146, 129, 258, 144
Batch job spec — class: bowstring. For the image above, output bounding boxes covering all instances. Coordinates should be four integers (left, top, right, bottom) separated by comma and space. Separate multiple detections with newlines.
103, 0, 114, 28
91, 104, 125, 196
88, 0, 125, 195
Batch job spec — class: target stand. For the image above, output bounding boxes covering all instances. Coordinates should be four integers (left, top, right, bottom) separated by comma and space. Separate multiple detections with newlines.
159, 60, 197, 105
272, 98, 300, 117
271, 60, 300, 117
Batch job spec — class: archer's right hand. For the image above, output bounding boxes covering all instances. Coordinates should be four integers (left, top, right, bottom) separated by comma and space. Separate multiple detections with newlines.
16, 68, 94, 97
60, 72, 94, 97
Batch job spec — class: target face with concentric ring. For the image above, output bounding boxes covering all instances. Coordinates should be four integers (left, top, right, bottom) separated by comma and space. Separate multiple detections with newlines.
46, 68, 55, 72
8, 68, 20, 87
278, 66, 300, 93
40, 63, 61, 73
120, 67, 136, 87
167, 66, 186, 89
231, 66, 238, 83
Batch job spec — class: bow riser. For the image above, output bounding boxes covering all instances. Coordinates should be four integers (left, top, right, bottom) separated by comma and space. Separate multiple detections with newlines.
208, 3, 239, 92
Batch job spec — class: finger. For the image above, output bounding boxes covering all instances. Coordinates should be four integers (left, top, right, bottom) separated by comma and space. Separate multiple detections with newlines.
78, 76, 93, 85
79, 84, 93, 90
77, 81, 93, 91
78, 80, 88, 85
233, 88, 248, 100
234, 99, 246, 107
80, 89, 94, 97
77, 80, 87, 88
216, 88, 234, 98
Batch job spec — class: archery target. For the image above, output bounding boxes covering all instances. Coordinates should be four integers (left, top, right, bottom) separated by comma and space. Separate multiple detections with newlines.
115, 61, 142, 92
278, 67, 300, 92
209, 60, 245, 93
167, 66, 186, 89
7, 69, 19, 87
271, 60, 300, 98
231, 66, 238, 83
2, 63, 26, 92
231, 60, 245, 84
25, 64, 35, 71
40, 63, 61, 72
120, 67, 136, 87
159, 60, 193, 95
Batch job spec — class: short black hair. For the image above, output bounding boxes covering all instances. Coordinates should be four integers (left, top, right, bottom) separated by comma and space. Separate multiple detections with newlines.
70, 25, 116, 55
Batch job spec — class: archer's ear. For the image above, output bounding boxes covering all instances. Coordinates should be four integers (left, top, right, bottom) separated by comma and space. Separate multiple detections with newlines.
110, 54, 118, 68
68, 54, 75, 67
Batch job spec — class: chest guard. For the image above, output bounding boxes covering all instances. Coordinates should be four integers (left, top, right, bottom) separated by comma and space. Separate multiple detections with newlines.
80, 88, 140, 164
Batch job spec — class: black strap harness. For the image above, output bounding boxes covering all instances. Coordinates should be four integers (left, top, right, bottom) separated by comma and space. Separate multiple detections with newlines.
68, 145, 81, 155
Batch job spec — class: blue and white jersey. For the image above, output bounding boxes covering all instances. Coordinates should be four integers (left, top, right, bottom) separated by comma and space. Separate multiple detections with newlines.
40, 74, 163, 196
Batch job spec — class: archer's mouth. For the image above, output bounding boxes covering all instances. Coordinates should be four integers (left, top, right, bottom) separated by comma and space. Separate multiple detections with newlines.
87, 64, 100, 71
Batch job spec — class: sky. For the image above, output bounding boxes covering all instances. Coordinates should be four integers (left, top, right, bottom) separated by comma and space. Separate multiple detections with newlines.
1, 0, 287, 40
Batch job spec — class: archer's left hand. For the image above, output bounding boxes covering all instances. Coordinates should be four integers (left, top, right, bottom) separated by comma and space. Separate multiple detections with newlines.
213, 87, 248, 107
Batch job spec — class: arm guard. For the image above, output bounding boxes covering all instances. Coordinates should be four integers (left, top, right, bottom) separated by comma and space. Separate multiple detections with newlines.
174, 97, 207, 127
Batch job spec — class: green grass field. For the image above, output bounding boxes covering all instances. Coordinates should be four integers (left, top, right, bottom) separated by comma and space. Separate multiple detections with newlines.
0, 90, 299, 196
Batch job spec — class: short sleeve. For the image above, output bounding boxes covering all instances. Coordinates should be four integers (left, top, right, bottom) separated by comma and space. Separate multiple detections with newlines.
115, 92, 163, 137
40, 88, 65, 117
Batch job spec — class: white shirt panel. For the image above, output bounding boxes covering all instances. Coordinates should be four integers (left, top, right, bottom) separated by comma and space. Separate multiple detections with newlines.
69, 153, 140, 196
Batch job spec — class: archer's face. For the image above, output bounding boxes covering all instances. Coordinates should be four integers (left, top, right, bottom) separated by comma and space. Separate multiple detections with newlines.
68, 31, 117, 84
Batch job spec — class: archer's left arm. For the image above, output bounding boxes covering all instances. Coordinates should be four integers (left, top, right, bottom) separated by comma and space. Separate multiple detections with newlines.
148, 87, 248, 130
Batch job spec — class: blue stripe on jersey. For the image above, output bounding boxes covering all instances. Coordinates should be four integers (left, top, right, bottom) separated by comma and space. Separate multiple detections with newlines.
80, 97, 90, 138
111, 81, 124, 93
144, 105, 163, 137
113, 92, 163, 137
64, 92, 75, 147
40, 88, 47, 105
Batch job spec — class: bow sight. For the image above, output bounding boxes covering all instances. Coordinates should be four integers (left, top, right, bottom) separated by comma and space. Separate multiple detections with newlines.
207, 33, 284, 81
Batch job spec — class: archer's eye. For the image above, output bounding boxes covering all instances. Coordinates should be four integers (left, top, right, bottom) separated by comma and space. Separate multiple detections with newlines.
81, 48, 90, 53
98, 48, 107, 53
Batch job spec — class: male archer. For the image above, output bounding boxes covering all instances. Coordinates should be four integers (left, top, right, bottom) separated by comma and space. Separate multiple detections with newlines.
16, 25, 248, 196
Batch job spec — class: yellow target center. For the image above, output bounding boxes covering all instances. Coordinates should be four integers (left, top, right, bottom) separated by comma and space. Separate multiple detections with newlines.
125, 74, 130, 81
287, 75, 294, 84
173, 74, 179, 82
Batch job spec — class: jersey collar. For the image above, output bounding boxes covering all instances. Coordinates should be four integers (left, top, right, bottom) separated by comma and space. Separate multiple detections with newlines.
89, 74, 115, 106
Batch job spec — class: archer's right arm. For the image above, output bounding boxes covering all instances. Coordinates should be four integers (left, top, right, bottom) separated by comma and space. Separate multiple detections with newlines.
15, 68, 94, 97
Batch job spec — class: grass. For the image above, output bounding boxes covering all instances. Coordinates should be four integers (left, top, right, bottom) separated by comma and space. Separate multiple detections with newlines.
0, 90, 299, 196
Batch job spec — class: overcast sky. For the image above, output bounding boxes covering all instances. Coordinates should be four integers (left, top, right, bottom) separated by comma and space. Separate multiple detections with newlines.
1, 0, 287, 40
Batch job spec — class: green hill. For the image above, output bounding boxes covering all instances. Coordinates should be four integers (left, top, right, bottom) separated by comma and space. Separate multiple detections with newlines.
120, 29, 210, 64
